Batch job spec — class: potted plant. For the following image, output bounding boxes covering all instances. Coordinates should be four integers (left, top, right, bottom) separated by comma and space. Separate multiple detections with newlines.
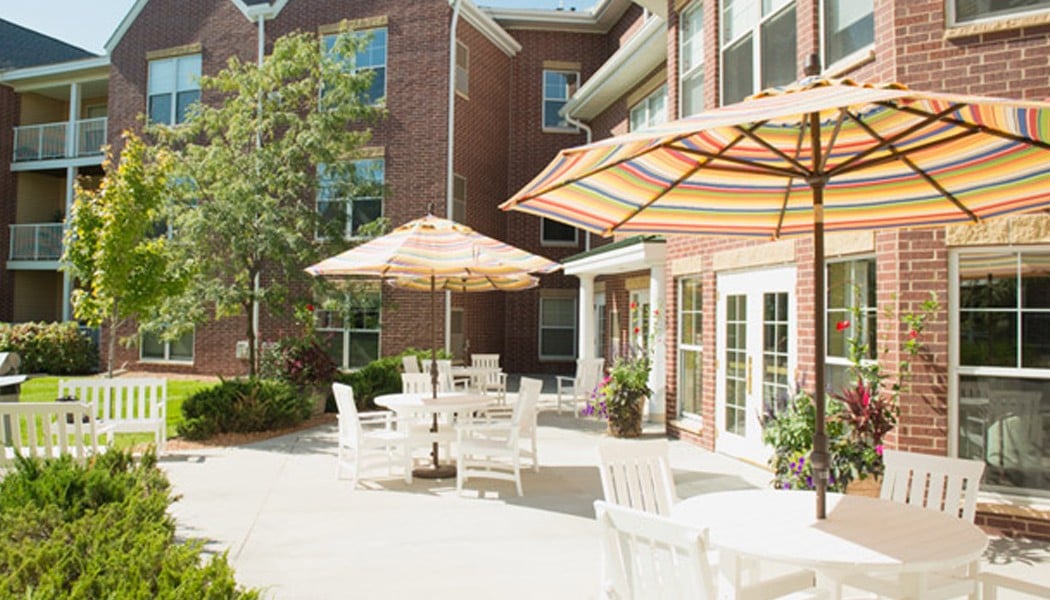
584, 350, 651, 438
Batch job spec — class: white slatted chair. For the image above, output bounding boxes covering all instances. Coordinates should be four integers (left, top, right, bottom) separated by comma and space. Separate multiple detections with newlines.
401, 373, 433, 395
470, 353, 507, 403
399, 373, 454, 460
333, 383, 414, 486
557, 357, 605, 416
479, 376, 541, 472
401, 355, 421, 374
979, 572, 1050, 599
456, 376, 541, 496
0, 402, 103, 473
843, 449, 986, 600
423, 359, 470, 393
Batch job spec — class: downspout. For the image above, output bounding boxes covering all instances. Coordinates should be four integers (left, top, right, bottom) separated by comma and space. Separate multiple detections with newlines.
445, 0, 463, 356
564, 113, 592, 251
252, 13, 265, 371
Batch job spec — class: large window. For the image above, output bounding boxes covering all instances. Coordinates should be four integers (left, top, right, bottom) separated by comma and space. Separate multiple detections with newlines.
317, 158, 384, 239
317, 289, 381, 369
323, 27, 387, 105
823, 0, 873, 67
455, 40, 469, 97
951, 0, 1050, 25
720, 0, 796, 105
678, 277, 703, 419
148, 54, 201, 125
679, 2, 705, 118
141, 330, 194, 362
955, 249, 1050, 494
542, 70, 579, 131
629, 85, 668, 131
825, 258, 876, 393
542, 217, 578, 246
452, 174, 466, 223
540, 296, 577, 360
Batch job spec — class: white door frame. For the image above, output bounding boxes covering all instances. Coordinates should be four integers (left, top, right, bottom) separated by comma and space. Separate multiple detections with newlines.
715, 266, 797, 465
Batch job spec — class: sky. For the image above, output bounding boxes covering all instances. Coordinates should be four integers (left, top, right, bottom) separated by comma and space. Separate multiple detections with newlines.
0, 0, 598, 55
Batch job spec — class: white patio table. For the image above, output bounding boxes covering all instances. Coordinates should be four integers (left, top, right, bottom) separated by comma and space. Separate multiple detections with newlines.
374, 392, 490, 479
671, 489, 988, 600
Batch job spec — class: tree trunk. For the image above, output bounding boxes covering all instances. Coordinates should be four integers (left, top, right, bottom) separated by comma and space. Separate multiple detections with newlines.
106, 304, 118, 378
245, 300, 256, 378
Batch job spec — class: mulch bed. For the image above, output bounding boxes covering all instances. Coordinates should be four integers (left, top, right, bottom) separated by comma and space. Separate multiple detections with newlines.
164, 413, 337, 451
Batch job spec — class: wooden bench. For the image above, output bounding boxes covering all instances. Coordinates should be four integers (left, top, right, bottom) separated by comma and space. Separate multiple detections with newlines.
0, 401, 101, 472
59, 378, 167, 453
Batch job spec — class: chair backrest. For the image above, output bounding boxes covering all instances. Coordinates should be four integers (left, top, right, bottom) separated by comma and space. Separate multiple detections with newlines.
595, 500, 716, 600
577, 358, 606, 394
423, 360, 456, 392
514, 377, 543, 432
401, 373, 433, 395
0, 402, 99, 469
401, 355, 421, 374
472, 354, 502, 385
881, 449, 985, 522
333, 382, 362, 446
597, 438, 677, 516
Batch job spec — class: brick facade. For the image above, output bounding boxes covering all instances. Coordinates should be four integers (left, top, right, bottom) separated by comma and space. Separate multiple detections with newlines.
0, 86, 16, 322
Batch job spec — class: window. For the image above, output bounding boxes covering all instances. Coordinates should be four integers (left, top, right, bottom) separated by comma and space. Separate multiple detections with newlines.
141, 329, 194, 362
452, 174, 466, 223
823, 0, 873, 67
825, 258, 876, 393
678, 277, 703, 419
679, 2, 705, 118
629, 290, 651, 352
317, 158, 384, 238
540, 296, 577, 360
148, 54, 201, 125
542, 70, 579, 130
720, 0, 796, 105
455, 40, 469, 97
951, 0, 1050, 25
954, 249, 1050, 493
323, 27, 387, 105
629, 85, 668, 131
316, 288, 381, 369
541, 217, 578, 246
595, 292, 607, 358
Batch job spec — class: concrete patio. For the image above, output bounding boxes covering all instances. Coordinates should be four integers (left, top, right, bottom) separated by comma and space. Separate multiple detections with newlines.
159, 391, 1050, 599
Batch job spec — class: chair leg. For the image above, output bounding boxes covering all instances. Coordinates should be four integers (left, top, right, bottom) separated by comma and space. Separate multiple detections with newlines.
403, 443, 413, 484
456, 450, 465, 492
513, 453, 523, 496
531, 433, 539, 472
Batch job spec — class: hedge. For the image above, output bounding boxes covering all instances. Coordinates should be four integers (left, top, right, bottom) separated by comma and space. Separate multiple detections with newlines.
0, 322, 98, 375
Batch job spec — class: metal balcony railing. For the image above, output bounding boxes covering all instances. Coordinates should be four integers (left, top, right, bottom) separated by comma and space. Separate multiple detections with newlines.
9, 223, 63, 261
12, 117, 107, 162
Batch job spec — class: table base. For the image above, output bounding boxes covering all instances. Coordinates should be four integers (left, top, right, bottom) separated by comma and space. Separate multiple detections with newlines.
413, 465, 456, 479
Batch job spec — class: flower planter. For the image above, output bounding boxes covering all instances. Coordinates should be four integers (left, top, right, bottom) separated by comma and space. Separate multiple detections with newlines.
606, 397, 645, 438
846, 475, 882, 498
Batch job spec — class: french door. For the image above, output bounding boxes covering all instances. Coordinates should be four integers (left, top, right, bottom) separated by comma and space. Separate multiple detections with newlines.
716, 267, 796, 464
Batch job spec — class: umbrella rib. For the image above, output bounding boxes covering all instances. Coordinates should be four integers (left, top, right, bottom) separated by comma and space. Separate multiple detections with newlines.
817, 109, 849, 175
774, 117, 810, 238
828, 128, 979, 176
882, 101, 1050, 153
668, 145, 807, 179
825, 104, 965, 176
848, 113, 981, 222
733, 125, 813, 176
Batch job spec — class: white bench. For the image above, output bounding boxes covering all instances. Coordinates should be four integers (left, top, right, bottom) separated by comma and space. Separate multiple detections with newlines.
59, 378, 168, 453
0, 401, 102, 472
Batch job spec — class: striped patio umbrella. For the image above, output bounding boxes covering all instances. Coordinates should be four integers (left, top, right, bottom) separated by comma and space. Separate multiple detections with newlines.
501, 76, 1050, 518
306, 214, 558, 477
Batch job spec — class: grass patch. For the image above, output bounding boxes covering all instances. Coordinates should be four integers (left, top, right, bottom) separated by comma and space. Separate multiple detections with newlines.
18, 376, 216, 449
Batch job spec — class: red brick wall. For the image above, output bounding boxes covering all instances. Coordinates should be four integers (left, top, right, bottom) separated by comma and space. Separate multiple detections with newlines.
0, 87, 17, 322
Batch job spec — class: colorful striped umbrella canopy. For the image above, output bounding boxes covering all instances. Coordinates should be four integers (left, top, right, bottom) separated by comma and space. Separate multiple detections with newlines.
391, 273, 539, 293
501, 76, 1050, 518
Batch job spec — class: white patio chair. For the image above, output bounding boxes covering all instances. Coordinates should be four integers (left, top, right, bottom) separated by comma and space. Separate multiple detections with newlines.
842, 449, 986, 600
333, 383, 414, 486
423, 359, 470, 393
479, 376, 541, 472
556, 357, 605, 416
456, 376, 541, 496
399, 373, 453, 460
470, 353, 507, 403
401, 355, 421, 374
401, 372, 432, 395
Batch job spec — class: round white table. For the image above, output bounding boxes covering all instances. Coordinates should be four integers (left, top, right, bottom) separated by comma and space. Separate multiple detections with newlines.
374, 392, 489, 479
671, 489, 988, 599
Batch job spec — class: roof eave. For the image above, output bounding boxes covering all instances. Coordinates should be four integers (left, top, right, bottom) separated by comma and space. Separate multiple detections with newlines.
484, 0, 632, 33
459, 0, 522, 56
0, 55, 111, 87
563, 235, 666, 276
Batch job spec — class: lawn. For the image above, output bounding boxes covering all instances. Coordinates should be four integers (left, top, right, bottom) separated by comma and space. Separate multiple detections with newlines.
18, 376, 216, 449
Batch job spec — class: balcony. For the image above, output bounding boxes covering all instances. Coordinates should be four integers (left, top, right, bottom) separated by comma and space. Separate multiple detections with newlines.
12, 117, 107, 163
9, 223, 63, 263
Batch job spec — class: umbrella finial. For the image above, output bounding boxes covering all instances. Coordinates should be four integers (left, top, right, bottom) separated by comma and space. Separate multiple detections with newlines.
804, 53, 821, 77
426, 202, 434, 216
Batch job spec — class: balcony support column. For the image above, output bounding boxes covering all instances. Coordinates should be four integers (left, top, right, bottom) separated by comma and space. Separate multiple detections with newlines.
62, 165, 76, 322
66, 83, 81, 159
577, 274, 595, 361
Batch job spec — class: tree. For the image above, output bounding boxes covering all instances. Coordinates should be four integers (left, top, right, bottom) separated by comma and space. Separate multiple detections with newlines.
151, 30, 385, 376
63, 131, 181, 377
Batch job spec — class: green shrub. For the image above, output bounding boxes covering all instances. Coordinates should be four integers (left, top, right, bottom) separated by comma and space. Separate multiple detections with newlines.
177, 378, 313, 440
259, 338, 337, 388
0, 322, 98, 375
337, 348, 444, 410
0, 451, 258, 599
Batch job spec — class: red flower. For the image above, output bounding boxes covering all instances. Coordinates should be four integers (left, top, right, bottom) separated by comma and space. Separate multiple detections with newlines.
835, 320, 850, 331
630, 302, 638, 310
908, 330, 918, 339
305, 304, 315, 312
633, 327, 640, 334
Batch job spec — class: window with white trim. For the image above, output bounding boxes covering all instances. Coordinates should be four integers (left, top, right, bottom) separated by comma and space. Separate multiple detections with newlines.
823, 0, 873, 67
540, 296, 577, 360
455, 40, 469, 97
951, 0, 1050, 25
720, 0, 796, 105
316, 287, 381, 369
679, 1, 705, 118
629, 85, 668, 131
323, 27, 387, 105
317, 158, 384, 239
825, 258, 876, 393
148, 54, 201, 125
954, 249, 1050, 494
141, 329, 194, 362
541, 218, 578, 246
678, 276, 703, 419
452, 174, 466, 223
542, 70, 579, 130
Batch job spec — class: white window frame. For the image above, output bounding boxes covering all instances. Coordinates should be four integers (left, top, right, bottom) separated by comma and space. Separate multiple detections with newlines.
147, 54, 201, 126
539, 296, 578, 361
820, 0, 874, 71
719, 0, 797, 106
677, 276, 704, 420
629, 289, 651, 352
542, 69, 580, 132
541, 217, 579, 247
455, 40, 469, 98
452, 174, 466, 223
323, 27, 388, 106
595, 291, 607, 359
629, 84, 668, 131
947, 0, 1050, 27
140, 329, 195, 363
825, 256, 877, 389
317, 158, 385, 240
679, 1, 705, 118
315, 289, 382, 370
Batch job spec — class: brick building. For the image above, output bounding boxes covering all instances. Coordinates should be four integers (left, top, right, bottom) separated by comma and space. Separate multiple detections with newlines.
3, 0, 1050, 534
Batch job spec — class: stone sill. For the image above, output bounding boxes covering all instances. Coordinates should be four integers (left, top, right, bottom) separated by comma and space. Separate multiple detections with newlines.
945, 11, 1050, 40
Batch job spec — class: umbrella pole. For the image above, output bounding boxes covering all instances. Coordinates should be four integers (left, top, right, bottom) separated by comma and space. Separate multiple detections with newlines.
810, 110, 829, 520
430, 276, 440, 466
